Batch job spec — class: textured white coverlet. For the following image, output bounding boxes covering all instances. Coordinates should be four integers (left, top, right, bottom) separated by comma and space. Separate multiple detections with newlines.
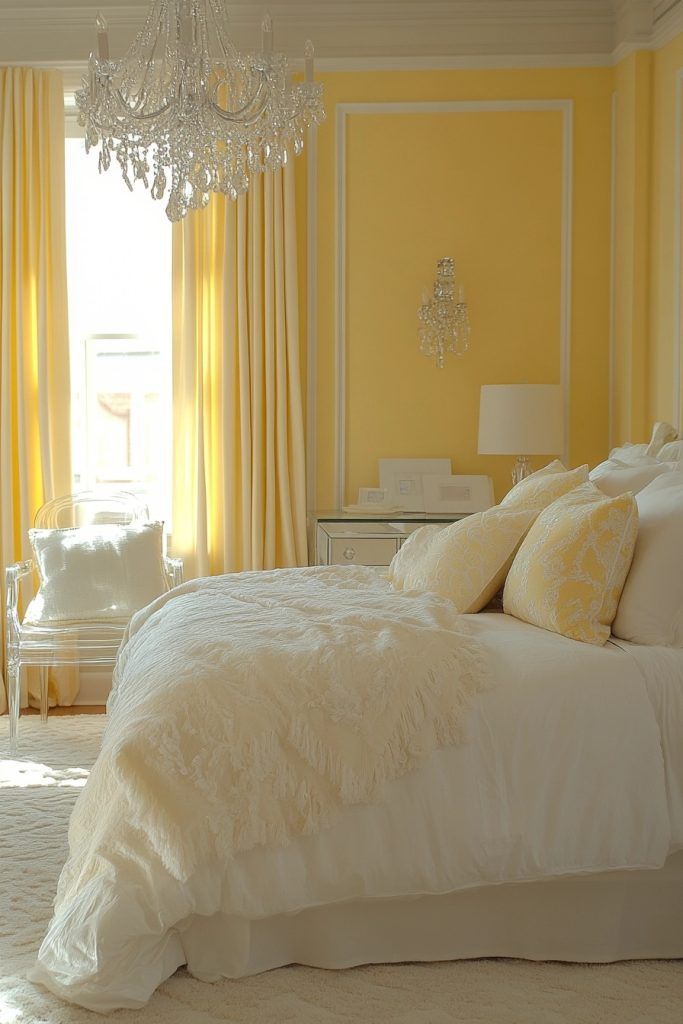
29, 577, 682, 1012
31, 566, 485, 1008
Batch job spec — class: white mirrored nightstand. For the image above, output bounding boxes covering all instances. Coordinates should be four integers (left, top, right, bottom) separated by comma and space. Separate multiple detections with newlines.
310, 511, 469, 568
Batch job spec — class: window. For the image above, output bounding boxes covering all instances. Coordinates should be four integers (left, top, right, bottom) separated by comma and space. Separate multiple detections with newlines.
65, 138, 172, 521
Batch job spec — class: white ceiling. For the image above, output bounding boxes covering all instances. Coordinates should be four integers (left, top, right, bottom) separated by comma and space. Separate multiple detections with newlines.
0, 1, 681, 71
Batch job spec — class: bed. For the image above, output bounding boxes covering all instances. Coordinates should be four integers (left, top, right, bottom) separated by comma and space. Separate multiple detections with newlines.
28, 565, 683, 1012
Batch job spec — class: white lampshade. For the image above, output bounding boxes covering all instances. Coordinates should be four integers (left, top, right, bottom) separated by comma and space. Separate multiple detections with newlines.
478, 384, 563, 456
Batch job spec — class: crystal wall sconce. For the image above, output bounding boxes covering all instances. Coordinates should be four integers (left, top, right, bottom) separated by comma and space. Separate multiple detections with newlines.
418, 257, 471, 369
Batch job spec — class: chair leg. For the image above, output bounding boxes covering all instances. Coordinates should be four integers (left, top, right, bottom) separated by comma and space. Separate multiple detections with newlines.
39, 667, 49, 723
7, 662, 20, 754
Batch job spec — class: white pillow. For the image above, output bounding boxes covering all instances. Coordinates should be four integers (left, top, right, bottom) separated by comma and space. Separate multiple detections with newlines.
589, 457, 672, 497
25, 521, 168, 625
609, 421, 677, 464
608, 443, 649, 463
646, 420, 678, 456
612, 474, 683, 646
657, 440, 683, 463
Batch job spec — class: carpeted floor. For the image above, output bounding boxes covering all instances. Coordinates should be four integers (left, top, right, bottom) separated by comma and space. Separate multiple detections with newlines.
1, 718, 681, 1024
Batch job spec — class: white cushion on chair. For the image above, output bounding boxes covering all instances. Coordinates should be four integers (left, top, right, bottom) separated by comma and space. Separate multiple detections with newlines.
24, 521, 168, 625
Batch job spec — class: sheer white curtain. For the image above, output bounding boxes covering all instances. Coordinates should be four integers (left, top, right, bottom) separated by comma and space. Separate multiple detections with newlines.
172, 160, 308, 578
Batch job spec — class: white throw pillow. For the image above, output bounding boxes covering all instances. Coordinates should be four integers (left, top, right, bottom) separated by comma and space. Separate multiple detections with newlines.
389, 506, 536, 613
589, 457, 672, 497
25, 521, 168, 625
612, 474, 683, 646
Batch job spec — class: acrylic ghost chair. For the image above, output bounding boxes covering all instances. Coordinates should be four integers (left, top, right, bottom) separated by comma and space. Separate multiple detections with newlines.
5, 491, 183, 752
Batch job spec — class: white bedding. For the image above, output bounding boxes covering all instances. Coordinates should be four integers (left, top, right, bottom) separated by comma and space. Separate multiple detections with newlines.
30, 571, 683, 1012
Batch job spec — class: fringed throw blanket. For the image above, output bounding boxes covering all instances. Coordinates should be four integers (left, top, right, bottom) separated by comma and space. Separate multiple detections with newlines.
57, 566, 486, 899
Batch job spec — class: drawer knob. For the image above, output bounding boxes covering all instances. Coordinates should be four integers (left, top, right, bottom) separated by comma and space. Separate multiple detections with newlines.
343, 546, 356, 561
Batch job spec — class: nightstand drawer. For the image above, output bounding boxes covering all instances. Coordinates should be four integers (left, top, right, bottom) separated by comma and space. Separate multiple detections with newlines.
328, 537, 399, 566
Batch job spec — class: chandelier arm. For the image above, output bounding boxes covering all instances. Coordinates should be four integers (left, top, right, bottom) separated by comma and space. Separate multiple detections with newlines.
120, 0, 166, 99
210, 72, 270, 124
206, 0, 238, 62
113, 87, 174, 122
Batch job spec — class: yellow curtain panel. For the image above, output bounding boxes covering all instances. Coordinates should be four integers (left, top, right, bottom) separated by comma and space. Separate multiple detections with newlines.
0, 68, 73, 713
172, 160, 308, 577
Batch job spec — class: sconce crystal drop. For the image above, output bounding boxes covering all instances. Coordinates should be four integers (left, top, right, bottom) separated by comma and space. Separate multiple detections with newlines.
418, 257, 471, 369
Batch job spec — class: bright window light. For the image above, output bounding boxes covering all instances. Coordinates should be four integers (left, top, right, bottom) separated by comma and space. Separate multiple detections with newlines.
65, 139, 172, 522
0, 758, 89, 789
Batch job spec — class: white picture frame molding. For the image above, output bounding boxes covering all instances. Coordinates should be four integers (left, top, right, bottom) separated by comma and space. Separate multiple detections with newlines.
333, 99, 574, 509
674, 68, 683, 434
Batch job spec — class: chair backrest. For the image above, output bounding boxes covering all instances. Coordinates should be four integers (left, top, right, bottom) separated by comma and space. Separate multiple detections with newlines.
34, 491, 150, 529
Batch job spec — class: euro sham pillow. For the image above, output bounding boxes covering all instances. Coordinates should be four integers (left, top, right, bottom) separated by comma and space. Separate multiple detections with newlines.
503, 483, 638, 645
612, 473, 683, 646
389, 506, 537, 613
25, 521, 168, 625
500, 460, 589, 514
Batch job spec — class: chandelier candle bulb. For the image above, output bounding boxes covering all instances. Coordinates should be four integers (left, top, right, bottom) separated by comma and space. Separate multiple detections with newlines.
262, 13, 273, 54
96, 13, 109, 60
305, 40, 315, 82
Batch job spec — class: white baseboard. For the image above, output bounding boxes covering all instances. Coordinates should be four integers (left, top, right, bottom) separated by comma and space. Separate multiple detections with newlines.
73, 668, 112, 706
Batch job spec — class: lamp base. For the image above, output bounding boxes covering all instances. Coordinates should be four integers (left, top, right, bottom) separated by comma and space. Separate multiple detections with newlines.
511, 455, 532, 486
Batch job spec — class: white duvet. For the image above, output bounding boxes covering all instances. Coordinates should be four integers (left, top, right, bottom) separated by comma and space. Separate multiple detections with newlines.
30, 567, 683, 1012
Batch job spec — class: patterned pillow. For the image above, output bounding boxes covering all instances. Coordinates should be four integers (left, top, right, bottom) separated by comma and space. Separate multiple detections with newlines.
503, 483, 638, 645
389, 506, 536, 613
500, 460, 589, 513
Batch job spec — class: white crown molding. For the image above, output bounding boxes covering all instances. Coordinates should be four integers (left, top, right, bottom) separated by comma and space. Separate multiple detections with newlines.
0, 1, 630, 65
0, 1, 681, 70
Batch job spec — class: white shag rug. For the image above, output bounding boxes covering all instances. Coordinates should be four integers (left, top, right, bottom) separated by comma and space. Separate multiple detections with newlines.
1, 717, 681, 1024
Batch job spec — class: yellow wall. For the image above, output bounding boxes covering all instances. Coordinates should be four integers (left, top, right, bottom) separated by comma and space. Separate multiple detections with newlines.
312, 69, 614, 508
648, 33, 683, 430
613, 52, 652, 447
610, 33, 683, 442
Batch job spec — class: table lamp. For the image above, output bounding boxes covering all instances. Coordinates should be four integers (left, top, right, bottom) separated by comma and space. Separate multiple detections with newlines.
478, 384, 564, 485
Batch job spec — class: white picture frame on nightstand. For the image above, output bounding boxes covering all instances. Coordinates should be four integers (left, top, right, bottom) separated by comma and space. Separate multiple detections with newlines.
422, 474, 494, 514
378, 458, 452, 512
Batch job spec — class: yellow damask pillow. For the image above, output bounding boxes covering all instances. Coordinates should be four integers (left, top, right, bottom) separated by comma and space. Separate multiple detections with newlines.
503, 482, 639, 645
389, 506, 537, 613
500, 460, 589, 513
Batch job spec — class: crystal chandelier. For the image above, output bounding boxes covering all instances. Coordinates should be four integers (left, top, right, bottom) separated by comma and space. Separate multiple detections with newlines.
418, 258, 471, 369
76, 2, 325, 222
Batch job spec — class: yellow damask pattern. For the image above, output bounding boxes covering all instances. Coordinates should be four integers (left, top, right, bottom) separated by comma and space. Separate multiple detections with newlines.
503, 482, 638, 645
501, 461, 589, 513
389, 507, 536, 613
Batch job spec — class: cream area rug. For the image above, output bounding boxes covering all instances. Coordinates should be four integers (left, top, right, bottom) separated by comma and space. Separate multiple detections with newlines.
1, 718, 681, 1024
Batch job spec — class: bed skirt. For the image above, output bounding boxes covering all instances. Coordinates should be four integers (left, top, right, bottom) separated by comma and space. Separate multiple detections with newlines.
175, 852, 683, 982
